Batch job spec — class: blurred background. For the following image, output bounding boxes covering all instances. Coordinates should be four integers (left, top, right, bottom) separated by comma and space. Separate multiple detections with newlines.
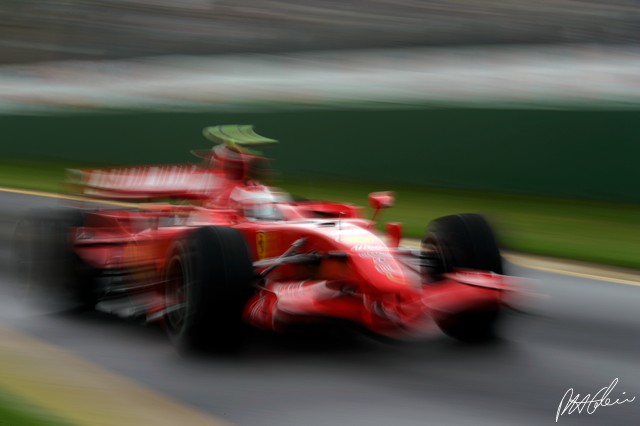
1, 0, 640, 63
0, 0, 639, 264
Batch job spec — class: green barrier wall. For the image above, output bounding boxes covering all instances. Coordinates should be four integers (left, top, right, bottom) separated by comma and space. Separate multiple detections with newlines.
1, 108, 638, 202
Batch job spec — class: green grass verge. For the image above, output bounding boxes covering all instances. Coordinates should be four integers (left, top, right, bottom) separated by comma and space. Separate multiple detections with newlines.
1, 161, 640, 270
0, 389, 74, 426
0, 161, 69, 194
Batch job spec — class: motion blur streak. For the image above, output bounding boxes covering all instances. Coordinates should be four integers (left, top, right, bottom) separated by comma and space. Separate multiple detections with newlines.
0, 186, 139, 208
1, 0, 638, 64
2, 46, 640, 113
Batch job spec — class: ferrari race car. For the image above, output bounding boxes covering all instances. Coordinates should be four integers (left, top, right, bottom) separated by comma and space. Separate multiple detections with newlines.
14, 125, 514, 351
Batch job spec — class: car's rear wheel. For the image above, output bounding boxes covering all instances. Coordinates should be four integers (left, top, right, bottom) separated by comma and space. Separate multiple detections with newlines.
422, 213, 503, 342
164, 226, 255, 352
13, 209, 97, 310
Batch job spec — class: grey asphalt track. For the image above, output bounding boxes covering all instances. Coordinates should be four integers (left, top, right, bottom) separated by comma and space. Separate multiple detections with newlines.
1, 190, 639, 426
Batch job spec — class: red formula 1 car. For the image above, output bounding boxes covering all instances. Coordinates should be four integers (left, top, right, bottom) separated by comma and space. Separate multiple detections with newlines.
15, 125, 513, 351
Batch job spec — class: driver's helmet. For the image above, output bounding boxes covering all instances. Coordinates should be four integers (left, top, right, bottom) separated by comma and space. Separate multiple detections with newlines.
229, 185, 282, 220
212, 145, 246, 181
212, 145, 273, 183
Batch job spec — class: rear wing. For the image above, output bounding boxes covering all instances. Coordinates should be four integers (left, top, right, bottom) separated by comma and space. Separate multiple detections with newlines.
67, 125, 275, 200
67, 164, 220, 200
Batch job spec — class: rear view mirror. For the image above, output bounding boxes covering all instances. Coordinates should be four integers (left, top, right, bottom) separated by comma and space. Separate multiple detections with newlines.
368, 191, 394, 210
368, 191, 394, 223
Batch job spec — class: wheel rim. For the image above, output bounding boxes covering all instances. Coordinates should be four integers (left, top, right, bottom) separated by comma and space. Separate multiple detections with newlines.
422, 235, 449, 276
165, 256, 187, 332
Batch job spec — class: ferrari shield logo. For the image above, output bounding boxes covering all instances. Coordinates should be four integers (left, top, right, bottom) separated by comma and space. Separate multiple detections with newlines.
256, 232, 268, 259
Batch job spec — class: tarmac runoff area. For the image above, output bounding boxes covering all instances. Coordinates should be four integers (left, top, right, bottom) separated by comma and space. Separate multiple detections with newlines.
0, 186, 639, 425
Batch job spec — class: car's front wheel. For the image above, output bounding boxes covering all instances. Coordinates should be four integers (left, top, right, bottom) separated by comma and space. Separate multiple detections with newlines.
164, 226, 255, 352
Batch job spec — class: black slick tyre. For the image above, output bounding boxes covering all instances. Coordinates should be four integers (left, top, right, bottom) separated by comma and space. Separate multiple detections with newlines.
422, 213, 503, 343
164, 226, 255, 353
422, 213, 503, 276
